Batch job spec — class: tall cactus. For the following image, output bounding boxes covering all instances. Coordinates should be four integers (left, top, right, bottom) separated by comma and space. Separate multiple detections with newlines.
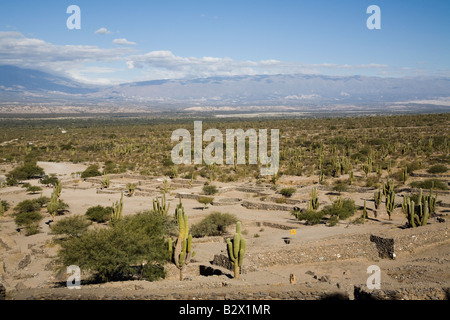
153, 192, 170, 215
309, 187, 319, 211
54, 180, 62, 198
47, 191, 59, 222
170, 200, 193, 281
111, 192, 123, 223
385, 189, 395, 220
226, 221, 247, 279
374, 187, 382, 210
404, 196, 429, 228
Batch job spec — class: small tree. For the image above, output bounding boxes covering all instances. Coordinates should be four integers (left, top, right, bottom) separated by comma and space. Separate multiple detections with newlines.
26, 185, 42, 194
202, 184, 218, 195
197, 196, 214, 210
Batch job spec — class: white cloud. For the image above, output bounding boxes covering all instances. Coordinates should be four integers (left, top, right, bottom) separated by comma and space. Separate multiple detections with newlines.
0, 31, 134, 83
113, 38, 136, 45
95, 27, 112, 35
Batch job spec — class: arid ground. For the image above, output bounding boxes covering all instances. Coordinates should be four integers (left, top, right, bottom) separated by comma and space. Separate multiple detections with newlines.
1, 161, 449, 300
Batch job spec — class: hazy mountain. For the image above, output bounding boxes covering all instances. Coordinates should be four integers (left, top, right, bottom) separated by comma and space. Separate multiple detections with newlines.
1, 65, 449, 112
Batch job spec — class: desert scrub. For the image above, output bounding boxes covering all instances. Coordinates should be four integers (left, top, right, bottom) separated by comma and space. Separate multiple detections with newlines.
81, 164, 102, 178
85, 205, 113, 223
51, 215, 91, 238
202, 184, 218, 195
197, 196, 214, 210
410, 179, 448, 190
321, 198, 357, 220
427, 164, 448, 174
279, 187, 296, 198
191, 212, 237, 237
292, 208, 324, 225
56, 211, 170, 282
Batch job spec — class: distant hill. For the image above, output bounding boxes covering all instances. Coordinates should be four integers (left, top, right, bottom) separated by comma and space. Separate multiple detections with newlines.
1, 65, 449, 112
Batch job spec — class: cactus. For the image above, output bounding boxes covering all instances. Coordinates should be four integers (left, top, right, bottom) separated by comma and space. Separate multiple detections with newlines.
362, 200, 367, 222
309, 187, 319, 211
226, 221, 247, 279
153, 192, 170, 215
47, 191, 59, 221
374, 187, 382, 210
101, 176, 110, 189
111, 192, 123, 223
170, 200, 194, 281
126, 183, 135, 196
404, 196, 429, 228
402, 167, 408, 184
385, 189, 395, 220
383, 179, 394, 197
54, 180, 62, 198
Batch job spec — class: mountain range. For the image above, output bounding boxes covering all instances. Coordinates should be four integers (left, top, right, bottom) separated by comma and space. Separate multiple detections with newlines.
1, 65, 449, 113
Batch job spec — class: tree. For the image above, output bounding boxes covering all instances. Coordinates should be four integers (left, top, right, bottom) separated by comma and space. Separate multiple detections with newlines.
81, 164, 102, 178
26, 185, 42, 194
197, 196, 214, 210
56, 212, 170, 282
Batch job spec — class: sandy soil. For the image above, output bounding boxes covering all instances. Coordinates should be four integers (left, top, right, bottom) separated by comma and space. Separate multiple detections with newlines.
1, 162, 449, 300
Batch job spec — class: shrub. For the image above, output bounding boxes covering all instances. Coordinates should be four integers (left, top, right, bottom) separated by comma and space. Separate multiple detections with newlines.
197, 196, 214, 210
1, 200, 10, 212
51, 215, 91, 238
7, 162, 45, 181
321, 198, 357, 220
410, 179, 448, 190
202, 184, 218, 195
292, 209, 324, 225
14, 211, 43, 227
191, 212, 238, 237
40, 174, 59, 186
26, 185, 42, 194
55, 212, 170, 282
427, 164, 448, 174
85, 205, 113, 223
14, 199, 41, 214
280, 187, 296, 198
81, 164, 102, 178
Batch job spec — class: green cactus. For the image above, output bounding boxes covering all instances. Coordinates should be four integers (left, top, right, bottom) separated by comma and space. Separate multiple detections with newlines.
402, 167, 408, 184
226, 221, 247, 279
101, 176, 110, 188
126, 183, 135, 196
404, 195, 429, 228
385, 189, 395, 220
362, 200, 367, 222
153, 192, 170, 215
54, 180, 62, 198
170, 200, 194, 280
309, 187, 319, 211
374, 187, 382, 210
111, 192, 123, 223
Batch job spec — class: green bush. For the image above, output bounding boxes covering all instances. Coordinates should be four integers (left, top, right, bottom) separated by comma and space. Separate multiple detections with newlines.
85, 205, 113, 223
55, 211, 170, 282
51, 215, 91, 238
81, 164, 102, 178
14, 211, 43, 227
410, 179, 448, 190
427, 164, 448, 174
202, 184, 218, 195
197, 196, 214, 210
292, 209, 324, 225
7, 162, 45, 181
280, 187, 296, 198
40, 174, 59, 186
191, 212, 238, 237
14, 199, 42, 214
321, 198, 357, 220
26, 185, 42, 194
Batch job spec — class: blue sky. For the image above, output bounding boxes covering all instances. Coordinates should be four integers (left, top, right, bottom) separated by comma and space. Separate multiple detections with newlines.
0, 0, 449, 84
